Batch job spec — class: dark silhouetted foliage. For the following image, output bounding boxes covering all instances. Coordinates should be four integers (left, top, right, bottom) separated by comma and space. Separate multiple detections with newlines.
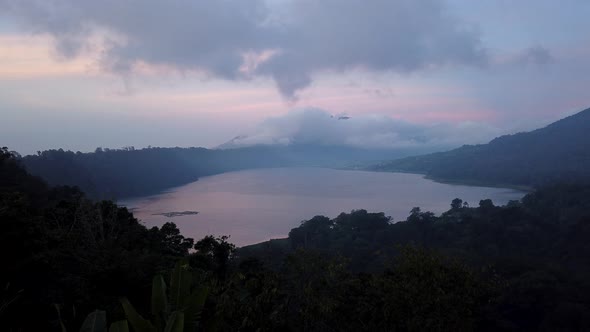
4, 145, 590, 331
0, 148, 194, 331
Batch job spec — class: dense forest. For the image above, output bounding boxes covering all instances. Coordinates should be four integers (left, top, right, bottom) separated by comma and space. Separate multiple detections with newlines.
21, 144, 422, 199
0, 147, 195, 330
241, 185, 590, 330
3, 146, 590, 331
20, 146, 289, 199
371, 107, 590, 188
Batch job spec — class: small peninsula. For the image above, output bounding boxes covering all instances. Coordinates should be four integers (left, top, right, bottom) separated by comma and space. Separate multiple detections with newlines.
152, 211, 199, 218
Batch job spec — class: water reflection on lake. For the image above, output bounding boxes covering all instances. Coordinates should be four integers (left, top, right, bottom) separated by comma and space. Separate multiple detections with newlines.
122, 168, 524, 247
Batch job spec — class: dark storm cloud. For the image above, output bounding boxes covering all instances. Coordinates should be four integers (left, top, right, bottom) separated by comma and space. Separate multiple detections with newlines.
1, 0, 270, 76
1, 0, 487, 97
257, 0, 488, 96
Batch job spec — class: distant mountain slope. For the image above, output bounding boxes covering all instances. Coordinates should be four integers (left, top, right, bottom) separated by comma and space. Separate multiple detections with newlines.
371, 107, 590, 187
21, 146, 290, 199
20, 144, 431, 199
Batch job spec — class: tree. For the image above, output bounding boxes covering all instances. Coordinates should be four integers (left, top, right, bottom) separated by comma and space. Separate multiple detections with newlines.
289, 215, 333, 248
158, 222, 194, 256
479, 199, 495, 210
408, 207, 436, 223
451, 198, 463, 210
193, 235, 236, 279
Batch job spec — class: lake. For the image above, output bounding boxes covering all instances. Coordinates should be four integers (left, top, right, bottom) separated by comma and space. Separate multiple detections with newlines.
121, 168, 524, 247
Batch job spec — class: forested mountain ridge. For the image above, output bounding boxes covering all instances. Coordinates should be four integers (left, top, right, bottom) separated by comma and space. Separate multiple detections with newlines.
20, 146, 291, 199
371, 107, 590, 187
20, 145, 428, 199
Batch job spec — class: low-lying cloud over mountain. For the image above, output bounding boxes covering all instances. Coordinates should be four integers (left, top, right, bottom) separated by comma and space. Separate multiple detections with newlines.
220, 108, 501, 150
1, 0, 486, 98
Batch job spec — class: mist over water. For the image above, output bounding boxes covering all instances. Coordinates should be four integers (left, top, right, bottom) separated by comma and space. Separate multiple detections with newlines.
122, 168, 524, 246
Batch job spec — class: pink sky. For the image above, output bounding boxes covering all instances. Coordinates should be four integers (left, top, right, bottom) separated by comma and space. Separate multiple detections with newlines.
1, 1, 589, 154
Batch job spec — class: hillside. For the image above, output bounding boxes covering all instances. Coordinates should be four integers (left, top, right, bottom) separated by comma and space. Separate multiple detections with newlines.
371, 107, 590, 187
237, 184, 590, 331
20, 146, 292, 199
20, 144, 431, 199
0, 147, 195, 330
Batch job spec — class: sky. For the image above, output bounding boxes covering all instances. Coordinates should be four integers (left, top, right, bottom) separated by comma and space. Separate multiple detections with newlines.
1, 0, 589, 155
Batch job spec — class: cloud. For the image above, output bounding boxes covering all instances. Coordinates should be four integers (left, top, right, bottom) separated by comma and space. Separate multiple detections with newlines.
221, 108, 501, 149
517, 45, 555, 65
1, 0, 487, 97
497, 45, 555, 67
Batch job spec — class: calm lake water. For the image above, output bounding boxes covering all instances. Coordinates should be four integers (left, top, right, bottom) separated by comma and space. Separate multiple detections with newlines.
122, 168, 524, 247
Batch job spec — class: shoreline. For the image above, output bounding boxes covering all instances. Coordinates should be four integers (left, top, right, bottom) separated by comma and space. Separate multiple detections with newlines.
365, 168, 533, 192
422, 174, 534, 192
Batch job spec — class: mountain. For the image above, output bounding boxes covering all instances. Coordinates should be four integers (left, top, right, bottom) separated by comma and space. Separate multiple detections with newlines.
20, 144, 432, 199
371, 107, 590, 187
21, 146, 292, 199
216, 112, 449, 164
